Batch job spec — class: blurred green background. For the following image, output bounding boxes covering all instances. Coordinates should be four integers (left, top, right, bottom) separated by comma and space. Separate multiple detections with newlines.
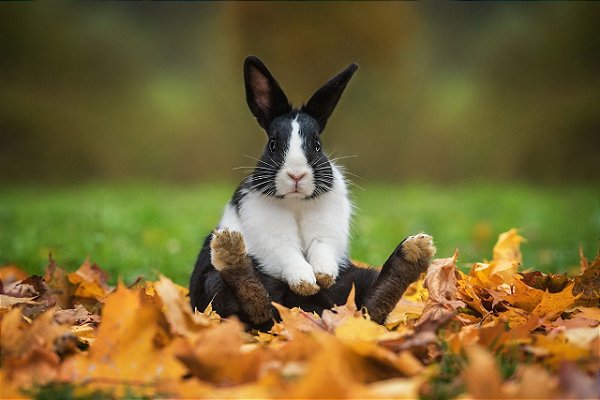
0, 3, 599, 283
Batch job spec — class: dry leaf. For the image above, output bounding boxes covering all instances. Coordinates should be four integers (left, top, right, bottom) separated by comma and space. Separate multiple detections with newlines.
573, 252, 600, 305
416, 250, 465, 328
493, 228, 525, 264
154, 275, 212, 336
463, 345, 505, 399
1, 228, 598, 399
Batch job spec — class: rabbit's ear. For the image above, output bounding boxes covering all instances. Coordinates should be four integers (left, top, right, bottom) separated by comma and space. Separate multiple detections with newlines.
303, 63, 358, 132
244, 56, 291, 130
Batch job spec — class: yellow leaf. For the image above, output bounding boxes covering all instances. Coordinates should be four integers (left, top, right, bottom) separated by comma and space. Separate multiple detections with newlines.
0, 265, 28, 283
503, 278, 545, 312
67, 259, 111, 300
175, 319, 266, 386
1, 307, 69, 361
526, 333, 591, 366
359, 377, 424, 399
385, 298, 426, 329
62, 283, 185, 397
533, 282, 579, 320
154, 275, 212, 337
335, 315, 389, 343
493, 228, 525, 264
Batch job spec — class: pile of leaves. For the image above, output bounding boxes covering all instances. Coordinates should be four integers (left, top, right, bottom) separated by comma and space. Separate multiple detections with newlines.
1, 229, 598, 399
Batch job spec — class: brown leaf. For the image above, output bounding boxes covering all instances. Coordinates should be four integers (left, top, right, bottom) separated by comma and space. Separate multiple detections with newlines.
0, 294, 38, 310
416, 250, 465, 328
572, 252, 600, 306
53, 304, 100, 326
43, 258, 73, 309
579, 246, 589, 272
521, 270, 571, 293
463, 345, 505, 399
320, 284, 360, 331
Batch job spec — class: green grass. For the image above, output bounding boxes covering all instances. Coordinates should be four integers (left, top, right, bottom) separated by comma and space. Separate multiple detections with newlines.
0, 183, 598, 285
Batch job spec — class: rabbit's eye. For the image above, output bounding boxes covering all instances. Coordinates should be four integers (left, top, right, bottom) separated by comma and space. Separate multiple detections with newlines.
268, 139, 276, 152
314, 140, 321, 152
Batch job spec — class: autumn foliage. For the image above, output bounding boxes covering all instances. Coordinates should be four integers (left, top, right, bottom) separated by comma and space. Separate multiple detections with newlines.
1, 229, 598, 399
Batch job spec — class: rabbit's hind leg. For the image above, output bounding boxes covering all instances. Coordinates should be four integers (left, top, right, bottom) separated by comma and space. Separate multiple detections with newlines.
211, 229, 273, 325
363, 234, 436, 324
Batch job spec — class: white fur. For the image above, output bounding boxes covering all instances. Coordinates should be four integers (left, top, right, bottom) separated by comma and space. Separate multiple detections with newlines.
218, 164, 350, 288
275, 118, 315, 198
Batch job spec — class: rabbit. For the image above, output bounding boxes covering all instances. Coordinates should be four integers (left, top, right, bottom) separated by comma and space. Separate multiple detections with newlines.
189, 56, 436, 329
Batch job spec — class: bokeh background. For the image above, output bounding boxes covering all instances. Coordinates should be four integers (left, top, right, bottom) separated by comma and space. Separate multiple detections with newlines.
1, 2, 599, 283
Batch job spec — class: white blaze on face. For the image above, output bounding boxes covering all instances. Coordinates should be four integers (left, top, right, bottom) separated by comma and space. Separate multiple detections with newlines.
275, 117, 315, 198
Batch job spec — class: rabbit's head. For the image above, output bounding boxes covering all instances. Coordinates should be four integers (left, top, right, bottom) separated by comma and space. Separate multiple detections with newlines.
243, 56, 357, 200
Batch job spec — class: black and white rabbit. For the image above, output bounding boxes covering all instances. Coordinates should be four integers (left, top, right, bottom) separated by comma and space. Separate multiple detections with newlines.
190, 56, 436, 328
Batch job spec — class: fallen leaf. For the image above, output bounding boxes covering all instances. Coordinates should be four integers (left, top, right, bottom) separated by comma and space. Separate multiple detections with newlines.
505, 364, 559, 399
1, 307, 69, 361
61, 283, 186, 397
176, 319, 266, 385
0, 230, 597, 399
416, 250, 465, 328
53, 304, 100, 326
572, 252, 600, 306
153, 275, 212, 336
463, 345, 505, 399
558, 362, 600, 399
67, 260, 110, 300
533, 282, 579, 320
521, 270, 570, 293
493, 228, 525, 264
0, 265, 28, 285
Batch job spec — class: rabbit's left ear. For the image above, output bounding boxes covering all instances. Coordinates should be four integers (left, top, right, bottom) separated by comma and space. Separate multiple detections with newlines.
303, 63, 358, 132
244, 56, 291, 131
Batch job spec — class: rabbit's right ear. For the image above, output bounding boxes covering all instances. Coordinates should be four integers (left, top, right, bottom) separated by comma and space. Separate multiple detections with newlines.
244, 56, 292, 131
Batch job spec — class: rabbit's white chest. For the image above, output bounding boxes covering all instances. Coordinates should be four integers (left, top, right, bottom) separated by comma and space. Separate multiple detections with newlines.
218, 167, 351, 284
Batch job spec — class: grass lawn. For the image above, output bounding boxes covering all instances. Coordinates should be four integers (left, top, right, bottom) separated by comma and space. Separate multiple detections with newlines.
0, 182, 598, 285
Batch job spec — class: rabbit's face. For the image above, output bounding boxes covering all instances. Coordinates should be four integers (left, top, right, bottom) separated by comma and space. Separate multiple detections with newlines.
252, 112, 332, 199
243, 56, 356, 199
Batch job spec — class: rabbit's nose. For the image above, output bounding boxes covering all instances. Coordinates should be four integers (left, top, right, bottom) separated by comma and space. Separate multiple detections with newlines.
287, 172, 307, 182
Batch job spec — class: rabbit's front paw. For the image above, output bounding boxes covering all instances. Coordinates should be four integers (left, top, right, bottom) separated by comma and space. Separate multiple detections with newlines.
400, 233, 436, 264
308, 249, 339, 289
315, 273, 335, 289
285, 269, 320, 296
290, 280, 320, 296
210, 229, 248, 271
312, 262, 338, 288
